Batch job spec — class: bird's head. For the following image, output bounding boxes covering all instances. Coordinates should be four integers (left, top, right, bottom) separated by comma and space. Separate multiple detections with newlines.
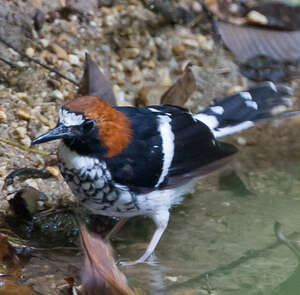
32, 96, 132, 157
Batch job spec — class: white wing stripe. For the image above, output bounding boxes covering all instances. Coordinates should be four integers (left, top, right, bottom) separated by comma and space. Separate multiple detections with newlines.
155, 115, 174, 187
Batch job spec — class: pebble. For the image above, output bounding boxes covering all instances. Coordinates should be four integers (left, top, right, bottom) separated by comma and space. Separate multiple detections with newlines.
16, 61, 26, 68
172, 43, 185, 55
113, 85, 125, 102
183, 39, 198, 48
119, 48, 140, 59
197, 34, 214, 51
21, 135, 32, 147
56, 33, 69, 45
68, 54, 80, 66
0, 166, 7, 177
142, 59, 156, 69
0, 107, 7, 122
236, 136, 247, 146
14, 126, 27, 139
51, 90, 64, 100
165, 276, 178, 282
15, 108, 35, 120
41, 50, 58, 65
39, 38, 49, 48
46, 166, 61, 177
24, 179, 39, 190
25, 47, 35, 58
247, 10, 268, 25
270, 105, 288, 116
89, 21, 97, 27
51, 44, 68, 60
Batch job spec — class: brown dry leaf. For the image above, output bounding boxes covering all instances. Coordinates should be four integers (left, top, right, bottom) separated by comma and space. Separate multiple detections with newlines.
160, 63, 196, 107
80, 226, 134, 295
0, 234, 35, 295
77, 54, 116, 106
217, 21, 300, 62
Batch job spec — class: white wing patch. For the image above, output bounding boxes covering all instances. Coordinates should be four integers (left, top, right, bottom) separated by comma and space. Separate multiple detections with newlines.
193, 113, 219, 130
210, 106, 224, 115
213, 121, 254, 138
155, 115, 174, 188
245, 100, 258, 110
240, 91, 252, 100
59, 108, 85, 126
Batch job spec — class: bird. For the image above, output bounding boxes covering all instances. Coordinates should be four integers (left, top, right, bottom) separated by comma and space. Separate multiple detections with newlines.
32, 81, 293, 265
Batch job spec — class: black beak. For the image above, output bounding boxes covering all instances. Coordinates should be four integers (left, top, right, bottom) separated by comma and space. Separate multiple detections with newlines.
31, 124, 72, 145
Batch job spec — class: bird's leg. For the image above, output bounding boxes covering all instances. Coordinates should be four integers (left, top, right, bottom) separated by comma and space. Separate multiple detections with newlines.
120, 211, 169, 266
105, 218, 128, 240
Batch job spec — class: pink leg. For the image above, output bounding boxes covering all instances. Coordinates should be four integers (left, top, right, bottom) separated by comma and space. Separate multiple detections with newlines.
105, 218, 128, 240
120, 211, 169, 266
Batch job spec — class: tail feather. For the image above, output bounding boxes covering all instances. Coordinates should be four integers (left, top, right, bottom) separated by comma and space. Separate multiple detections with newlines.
194, 82, 293, 138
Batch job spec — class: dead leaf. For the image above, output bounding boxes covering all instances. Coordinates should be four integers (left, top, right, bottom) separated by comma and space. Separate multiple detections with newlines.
80, 226, 134, 295
217, 21, 300, 62
160, 63, 196, 107
77, 54, 116, 106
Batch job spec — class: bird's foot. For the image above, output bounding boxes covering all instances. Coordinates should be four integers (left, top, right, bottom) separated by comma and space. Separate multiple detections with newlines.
118, 254, 157, 266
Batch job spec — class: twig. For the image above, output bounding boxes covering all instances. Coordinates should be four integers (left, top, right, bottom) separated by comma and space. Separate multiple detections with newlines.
0, 36, 79, 86
0, 137, 50, 156
0, 56, 16, 67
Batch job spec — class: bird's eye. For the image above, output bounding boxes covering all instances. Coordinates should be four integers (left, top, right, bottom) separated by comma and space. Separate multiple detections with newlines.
82, 120, 95, 133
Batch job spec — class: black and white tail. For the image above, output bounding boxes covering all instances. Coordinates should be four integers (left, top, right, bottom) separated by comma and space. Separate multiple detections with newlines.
194, 82, 293, 138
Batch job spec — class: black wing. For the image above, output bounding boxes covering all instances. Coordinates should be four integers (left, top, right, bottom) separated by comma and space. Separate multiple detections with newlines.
105, 105, 237, 192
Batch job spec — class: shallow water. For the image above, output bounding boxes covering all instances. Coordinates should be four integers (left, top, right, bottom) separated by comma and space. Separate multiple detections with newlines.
114, 159, 300, 295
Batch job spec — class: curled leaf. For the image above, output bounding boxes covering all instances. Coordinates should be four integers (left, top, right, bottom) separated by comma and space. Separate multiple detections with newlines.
160, 63, 196, 106
80, 226, 134, 295
77, 54, 116, 106
217, 21, 300, 62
